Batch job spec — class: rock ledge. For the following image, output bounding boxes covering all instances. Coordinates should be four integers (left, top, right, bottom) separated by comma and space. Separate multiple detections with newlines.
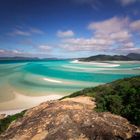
0, 97, 140, 140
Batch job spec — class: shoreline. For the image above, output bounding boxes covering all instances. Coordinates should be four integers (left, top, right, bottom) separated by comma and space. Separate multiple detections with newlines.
0, 93, 63, 115
71, 59, 140, 65
71, 60, 120, 67
0, 109, 26, 116
43, 77, 63, 83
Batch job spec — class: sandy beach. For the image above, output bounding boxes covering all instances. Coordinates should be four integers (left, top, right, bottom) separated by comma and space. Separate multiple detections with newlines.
71, 60, 120, 67
43, 77, 63, 83
0, 92, 63, 115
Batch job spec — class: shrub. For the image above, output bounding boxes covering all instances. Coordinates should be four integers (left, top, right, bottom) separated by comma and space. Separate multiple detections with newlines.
65, 76, 140, 126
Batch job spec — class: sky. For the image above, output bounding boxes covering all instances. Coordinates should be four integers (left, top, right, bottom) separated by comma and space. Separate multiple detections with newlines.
0, 0, 140, 58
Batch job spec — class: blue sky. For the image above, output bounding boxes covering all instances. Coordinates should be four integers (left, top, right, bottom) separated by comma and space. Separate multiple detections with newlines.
0, 0, 140, 58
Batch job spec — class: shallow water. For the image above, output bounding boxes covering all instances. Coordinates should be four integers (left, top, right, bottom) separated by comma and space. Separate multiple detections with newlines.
0, 60, 140, 110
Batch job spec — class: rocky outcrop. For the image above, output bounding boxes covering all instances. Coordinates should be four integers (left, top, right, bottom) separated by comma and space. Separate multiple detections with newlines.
0, 96, 140, 140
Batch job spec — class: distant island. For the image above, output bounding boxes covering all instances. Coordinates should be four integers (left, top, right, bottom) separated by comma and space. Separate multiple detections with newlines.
79, 53, 140, 61
0, 57, 39, 61
0, 53, 140, 61
0, 57, 60, 61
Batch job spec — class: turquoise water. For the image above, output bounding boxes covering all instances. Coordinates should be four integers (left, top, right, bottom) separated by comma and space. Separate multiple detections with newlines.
0, 60, 140, 103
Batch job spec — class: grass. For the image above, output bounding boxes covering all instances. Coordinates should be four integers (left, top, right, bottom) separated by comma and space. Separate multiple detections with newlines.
0, 110, 26, 134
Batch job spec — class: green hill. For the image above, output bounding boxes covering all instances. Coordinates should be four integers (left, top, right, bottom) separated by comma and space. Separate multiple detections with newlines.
63, 76, 140, 126
79, 53, 140, 61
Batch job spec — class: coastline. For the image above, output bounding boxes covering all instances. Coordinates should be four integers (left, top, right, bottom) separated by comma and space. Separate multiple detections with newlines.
0, 92, 63, 115
1, 60, 140, 116
43, 77, 63, 83
71, 60, 120, 67
71, 59, 140, 65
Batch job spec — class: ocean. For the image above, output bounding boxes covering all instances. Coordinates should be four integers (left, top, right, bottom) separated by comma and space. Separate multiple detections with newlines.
0, 60, 140, 112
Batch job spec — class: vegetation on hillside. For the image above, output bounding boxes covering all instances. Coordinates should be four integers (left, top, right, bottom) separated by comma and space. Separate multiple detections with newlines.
79, 53, 140, 61
0, 110, 26, 134
63, 76, 140, 126
0, 76, 140, 135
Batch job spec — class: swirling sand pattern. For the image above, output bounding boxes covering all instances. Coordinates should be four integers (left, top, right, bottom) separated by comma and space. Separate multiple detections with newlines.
0, 60, 140, 113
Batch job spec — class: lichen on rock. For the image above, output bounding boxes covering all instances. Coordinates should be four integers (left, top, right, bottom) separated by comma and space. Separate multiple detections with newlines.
0, 97, 140, 140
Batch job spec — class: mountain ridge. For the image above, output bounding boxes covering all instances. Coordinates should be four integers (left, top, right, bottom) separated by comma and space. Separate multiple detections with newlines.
0, 53, 140, 61
79, 53, 140, 61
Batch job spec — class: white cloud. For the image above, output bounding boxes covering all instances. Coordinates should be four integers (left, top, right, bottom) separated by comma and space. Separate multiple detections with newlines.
0, 49, 5, 53
88, 17, 129, 35
30, 28, 44, 34
57, 30, 74, 38
63, 38, 112, 46
124, 42, 135, 47
8, 27, 44, 36
114, 43, 140, 54
130, 20, 140, 31
0, 49, 53, 58
0, 49, 23, 56
110, 31, 131, 42
59, 16, 140, 54
60, 37, 112, 52
39, 45, 52, 51
118, 0, 138, 6
12, 50, 22, 54
8, 29, 31, 36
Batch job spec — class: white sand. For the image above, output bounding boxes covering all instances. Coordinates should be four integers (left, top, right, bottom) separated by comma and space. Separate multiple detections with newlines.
71, 60, 120, 67
108, 61, 140, 64
0, 92, 63, 115
0, 109, 26, 116
62, 65, 138, 71
43, 77, 63, 83
62, 65, 113, 71
42, 76, 93, 86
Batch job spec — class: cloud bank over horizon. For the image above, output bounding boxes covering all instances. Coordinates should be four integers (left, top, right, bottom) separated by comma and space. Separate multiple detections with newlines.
59, 17, 140, 54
